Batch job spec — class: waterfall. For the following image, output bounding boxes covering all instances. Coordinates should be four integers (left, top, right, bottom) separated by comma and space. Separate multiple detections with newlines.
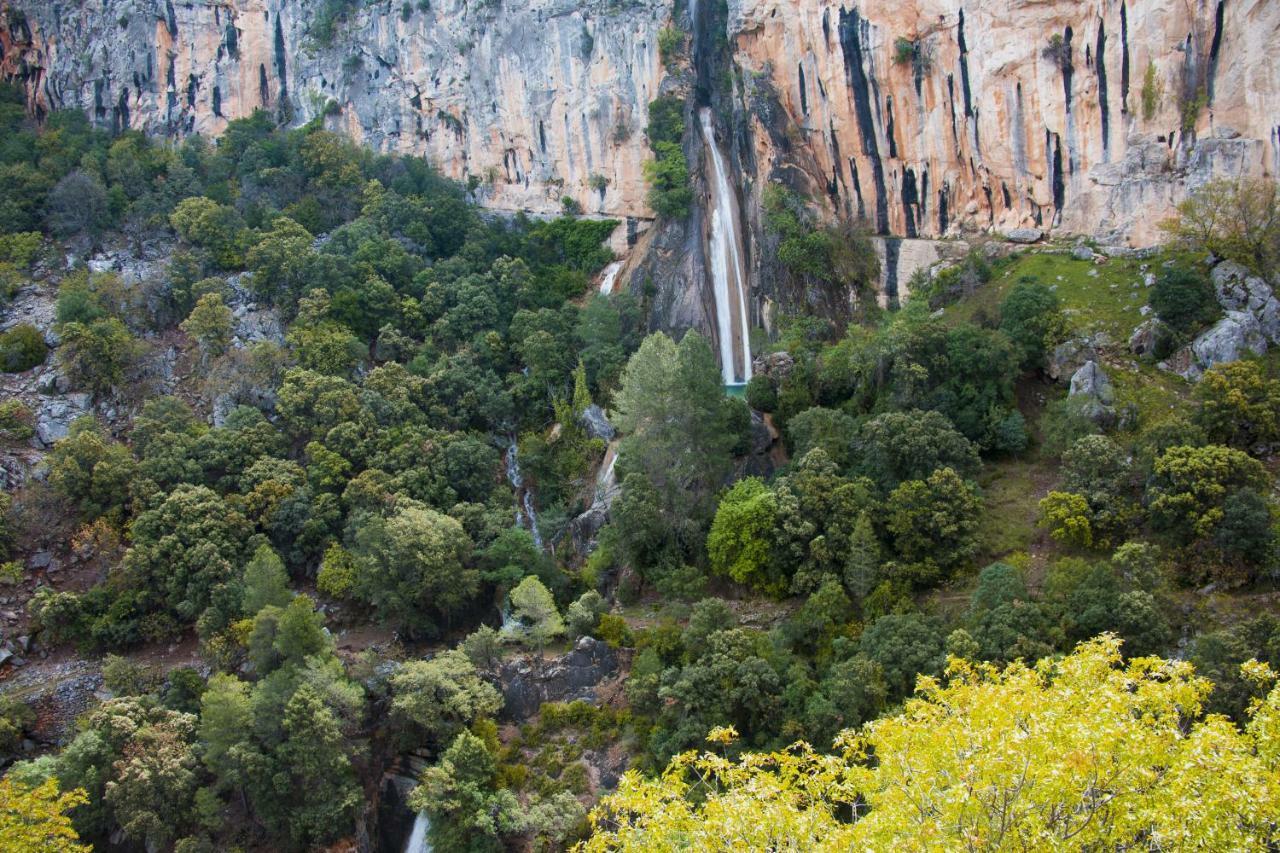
699, 107, 753, 386
504, 439, 543, 549
598, 260, 623, 295
403, 812, 431, 853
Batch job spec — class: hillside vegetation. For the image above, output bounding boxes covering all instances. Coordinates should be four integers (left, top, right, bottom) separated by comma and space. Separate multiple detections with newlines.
1, 79, 1280, 851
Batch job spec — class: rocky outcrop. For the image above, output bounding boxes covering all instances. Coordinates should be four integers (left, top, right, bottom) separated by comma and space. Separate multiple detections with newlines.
497, 636, 619, 720
1161, 310, 1267, 380
1068, 359, 1116, 426
1211, 261, 1280, 344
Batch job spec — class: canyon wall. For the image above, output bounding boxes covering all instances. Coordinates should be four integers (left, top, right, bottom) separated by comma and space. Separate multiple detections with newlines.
731, 0, 1280, 245
0, 0, 668, 219
2, 0, 1278, 248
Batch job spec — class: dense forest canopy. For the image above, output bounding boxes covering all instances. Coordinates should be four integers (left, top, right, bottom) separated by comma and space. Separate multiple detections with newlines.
2, 38, 1280, 850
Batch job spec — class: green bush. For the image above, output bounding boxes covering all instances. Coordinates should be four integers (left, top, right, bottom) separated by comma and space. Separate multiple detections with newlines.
646, 96, 685, 148
1150, 264, 1217, 335
644, 142, 692, 219
745, 374, 777, 412
0, 323, 46, 372
0, 400, 34, 442
658, 27, 684, 71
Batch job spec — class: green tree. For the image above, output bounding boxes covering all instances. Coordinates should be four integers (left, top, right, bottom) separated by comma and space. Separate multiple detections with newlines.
245, 216, 315, 304
270, 685, 361, 847
350, 502, 478, 635
786, 407, 859, 469
885, 467, 981, 572
389, 649, 503, 748
1162, 178, 1280, 275
57, 317, 142, 395
852, 409, 980, 490
999, 278, 1065, 369
181, 292, 234, 360
858, 613, 945, 699
241, 544, 291, 615
1194, 360, 1280, 450
613, 332, 736, 546
1039, 491, 1094, 548
409, 730, 524, 853
707, 478, 781, 594
1147, 444, 1268, 543
169, 197, 247, 269
47, 417, 137, 522
1150, 264, 1218, 335
508, 575, 565, 652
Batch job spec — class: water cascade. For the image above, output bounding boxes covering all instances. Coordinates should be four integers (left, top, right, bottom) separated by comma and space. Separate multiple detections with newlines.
403, 812, 431, 853
698, 107, 753, 386
504, 439, 543, 549
598, 260, 623, 295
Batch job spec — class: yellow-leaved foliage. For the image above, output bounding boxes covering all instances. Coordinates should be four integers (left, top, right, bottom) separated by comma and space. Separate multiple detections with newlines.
582, 636, 1280, 851
0, 777, 90, 852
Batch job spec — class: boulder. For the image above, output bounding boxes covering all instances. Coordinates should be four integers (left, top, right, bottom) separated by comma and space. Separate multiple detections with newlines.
1069, 360, 1115, 403
1072, 245, 1096, 262
1163, 310, 1269, 381
1048, 337, 1100, 382
1004, 228, 1043, 244
35, 394, 93, 447
1187, 311, 1267, 378
1128, 319, 1166, 356
1211, 261, 1280, 343
1068, 361, 1117, 427
579, 404, 616, 441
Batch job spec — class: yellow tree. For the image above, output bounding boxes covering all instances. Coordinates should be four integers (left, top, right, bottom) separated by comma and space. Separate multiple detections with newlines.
0, 778, 90, 853
582, 636, 1280, 851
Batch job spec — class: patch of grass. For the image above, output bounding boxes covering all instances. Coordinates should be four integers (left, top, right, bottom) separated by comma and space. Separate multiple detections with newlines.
945, 250, 1156, 343
976, 457, 1052, 562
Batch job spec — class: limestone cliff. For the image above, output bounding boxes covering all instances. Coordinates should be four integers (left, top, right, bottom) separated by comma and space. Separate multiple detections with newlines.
0, 0, 668, 219
729, 0, 1280, 245
3, 0, 1278, 247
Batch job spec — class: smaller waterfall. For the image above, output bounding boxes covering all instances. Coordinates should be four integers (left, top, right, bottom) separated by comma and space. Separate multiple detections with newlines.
598, 260, 623, 295
699, 107, 753, 386
504, 439, 543, 549
403, 812, 431, 853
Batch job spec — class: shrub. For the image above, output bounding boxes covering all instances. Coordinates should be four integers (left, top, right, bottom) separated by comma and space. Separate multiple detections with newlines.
0, 323, 45, 372
595, 613, 633, 648
644, 142, 692, 219
745, 374, 777, 412
1150, 264, 1218, 335
658, 27, 684, 71
1141, 60, 1161, 121
1162, 178, 1280, 276
0, 400, 34, 442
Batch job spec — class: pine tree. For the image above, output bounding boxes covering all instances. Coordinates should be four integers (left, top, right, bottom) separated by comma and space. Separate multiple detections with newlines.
843, 512, 881, 603
241, 544, 290, 615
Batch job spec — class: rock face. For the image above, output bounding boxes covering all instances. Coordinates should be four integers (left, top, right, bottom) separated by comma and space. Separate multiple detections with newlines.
2, 0, 668, 220
6, 0, 1278, 249
497, 636, 619, 720
729, 0, 1280, 245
